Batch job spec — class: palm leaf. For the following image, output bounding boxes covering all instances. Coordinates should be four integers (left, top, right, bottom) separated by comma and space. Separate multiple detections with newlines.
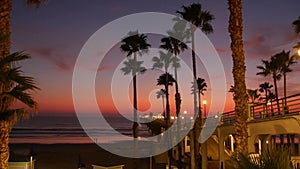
0, 51, 30, 68
0, 108, 29, 122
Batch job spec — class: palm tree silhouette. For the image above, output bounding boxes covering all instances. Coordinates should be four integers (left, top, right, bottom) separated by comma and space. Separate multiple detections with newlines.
177, 4, 214, 167
257, 57, 281, 114
272, 50, 297, 111
160, 28, 188, 168
153, 50, 178, 169
259, 82, 273, 105
246, 89, 260, 104
120, 31, 150, 138
293, 16, 300, 34
192, 77, 207, 118
176, 2, 214, 117
0, 51, 39, 169
156, 73, 176, 168
156, 89, 166, 115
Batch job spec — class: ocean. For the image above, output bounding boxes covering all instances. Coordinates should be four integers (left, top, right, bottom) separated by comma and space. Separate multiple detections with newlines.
10, 113, 150, 144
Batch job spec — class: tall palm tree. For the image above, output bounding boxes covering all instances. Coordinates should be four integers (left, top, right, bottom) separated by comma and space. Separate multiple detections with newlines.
228, 0, 249, 156
156, 73, 176, 169
177, 4, 214, 168
120, 31, 150, 138
0, 2, 44, 168
257, 58, 281, 114
293, 16, 300, 34
156, 89, 166, 115
272, 51, 297, 111
160, 31, 187, 168
0, 52, 39, 169
259, 82, 273, 105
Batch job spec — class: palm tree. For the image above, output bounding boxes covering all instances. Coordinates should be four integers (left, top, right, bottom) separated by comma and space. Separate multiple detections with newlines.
160, 31, 187, 168
156, 73, 176, 168
177, 4, 214, 168
259, 82, 273, 105
156, 89, 166, 115
272, 50, 297, 111
293, 16, 300, 34
120, 31, 150, 138
176, 2, 214, 118
0, 52, 39, 169
247, 89, 260, 104
192, 78, 207, 118
257, 58, 281, 114
228, 0, 249, 156
0, 2, 44, 168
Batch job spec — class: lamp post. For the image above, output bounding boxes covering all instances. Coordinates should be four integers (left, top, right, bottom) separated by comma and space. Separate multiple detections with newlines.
203, 100, 207, 118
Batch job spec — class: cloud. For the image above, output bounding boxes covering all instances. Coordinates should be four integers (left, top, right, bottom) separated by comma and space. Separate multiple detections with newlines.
28, 47, 74, 71
97, 65, 114, 72
244, 25, 298, 59
109, 5, 128, 14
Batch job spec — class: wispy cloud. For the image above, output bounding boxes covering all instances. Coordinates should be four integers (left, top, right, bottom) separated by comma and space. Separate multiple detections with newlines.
28, 47, 74, 72
97, 65, 114, 72
109, 5, 128, 14
244, 25, 298, 59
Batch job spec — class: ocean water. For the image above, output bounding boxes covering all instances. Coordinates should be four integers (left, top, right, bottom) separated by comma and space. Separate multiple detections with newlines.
10, 113, 150, 144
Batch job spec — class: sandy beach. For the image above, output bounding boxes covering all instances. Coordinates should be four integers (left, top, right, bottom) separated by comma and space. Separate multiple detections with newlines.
9, 143, 167, 169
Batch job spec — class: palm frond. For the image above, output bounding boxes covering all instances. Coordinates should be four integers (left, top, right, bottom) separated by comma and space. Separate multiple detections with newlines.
0, 51, 30, 68
2, 85, 37, 109
26, 0, 47, 8
292, 16, 300, 34
157, 73, 176, 86
0, 108, 29, 123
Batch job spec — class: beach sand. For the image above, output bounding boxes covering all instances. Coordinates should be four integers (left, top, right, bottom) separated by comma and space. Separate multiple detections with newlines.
9, 143, 167, 169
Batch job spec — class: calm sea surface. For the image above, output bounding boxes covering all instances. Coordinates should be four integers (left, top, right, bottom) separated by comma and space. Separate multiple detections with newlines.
10, 113, 150, 144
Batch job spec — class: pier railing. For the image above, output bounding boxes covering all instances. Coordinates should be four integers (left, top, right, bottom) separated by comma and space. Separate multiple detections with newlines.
221, 93, 300, 125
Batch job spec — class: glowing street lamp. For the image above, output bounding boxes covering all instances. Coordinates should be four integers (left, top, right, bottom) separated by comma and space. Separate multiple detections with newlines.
202, 100, 207, 118
293, 42, 300, 58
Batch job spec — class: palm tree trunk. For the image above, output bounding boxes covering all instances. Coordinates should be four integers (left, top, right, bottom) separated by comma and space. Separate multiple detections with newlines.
164, 72, 171, 169
132, 54, 138, 138
162, 95, 165, 115
228, 0, 248, 156
194, 91, 202, 167
283, 73, 288, 113
174, 80, 183, 168
273, 75, 280, 114
190, 26, 199, 169
0, 121, 11, 169
0, 1, 12, 169
0, 0, 11, 60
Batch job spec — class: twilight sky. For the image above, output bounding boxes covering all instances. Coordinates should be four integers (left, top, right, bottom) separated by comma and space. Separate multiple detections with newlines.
10, 0, 300, 115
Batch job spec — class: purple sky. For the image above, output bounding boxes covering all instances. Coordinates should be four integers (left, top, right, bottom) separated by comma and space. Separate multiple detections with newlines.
10, 0, 300, 114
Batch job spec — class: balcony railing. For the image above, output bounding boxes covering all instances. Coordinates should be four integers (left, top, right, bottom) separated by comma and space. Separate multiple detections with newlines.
221, 93, 300, 124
